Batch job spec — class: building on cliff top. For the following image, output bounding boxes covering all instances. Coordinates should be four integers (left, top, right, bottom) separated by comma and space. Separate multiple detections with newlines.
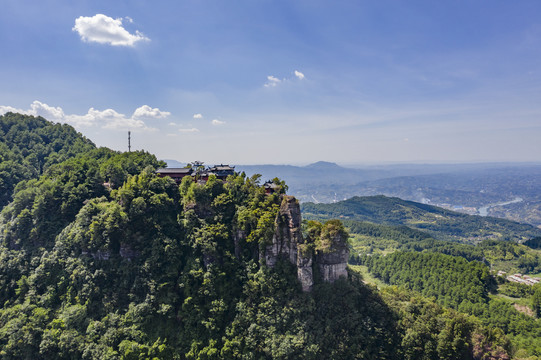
155, 167, 194, 183
156, 164, 235, 184
201, 165, 235, 181
263, 181, 281, 194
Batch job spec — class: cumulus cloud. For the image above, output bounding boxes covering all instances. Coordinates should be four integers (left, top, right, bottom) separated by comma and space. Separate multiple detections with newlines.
30, 101, 66, 120
73, 14, 149, 46
193, 113, 203, 119
179, 127, 200, 133
211, 119, 225, 126
294, 70, 305, 80
264, 75, 282, 87
0, 100, 168, 131
132, 105, 170, 119
88, 108, 148, 129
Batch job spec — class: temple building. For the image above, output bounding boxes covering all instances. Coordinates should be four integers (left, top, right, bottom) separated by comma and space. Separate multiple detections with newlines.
156, 164, 235, 184
203, 165, 236, 180
155, 167, 194, 184
263, 181, 281, 194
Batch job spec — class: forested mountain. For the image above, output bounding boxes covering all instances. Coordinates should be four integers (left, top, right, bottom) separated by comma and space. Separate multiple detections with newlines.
0, 151, 399, 358
0, 112, 96, 209
0, 114, 515, 359
302, 195, 541, 243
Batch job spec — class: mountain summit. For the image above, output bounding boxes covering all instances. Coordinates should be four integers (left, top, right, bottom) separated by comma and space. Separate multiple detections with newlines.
304, 161, 343, 169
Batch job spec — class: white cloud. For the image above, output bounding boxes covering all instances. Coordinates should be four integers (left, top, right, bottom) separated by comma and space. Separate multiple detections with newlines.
193, 113, 203, 119
73, 14, 149, 46
264, 75, 282, 87
0, 105, 27, 114
0, 101, 68, 123
179, 127, 200, 133
211, 119, 225, 126
168, 122, 177, 126
264, 71, 305, 87
132, 105, 170, 119
0, 100, 164, 131
89, 108, 148, 129
30, 101, 66, 120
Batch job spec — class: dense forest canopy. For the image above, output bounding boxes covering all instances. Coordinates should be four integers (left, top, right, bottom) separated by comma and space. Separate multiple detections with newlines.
0, 112, 96, 209
0, 153, 399, 358
355, 251, 541, 357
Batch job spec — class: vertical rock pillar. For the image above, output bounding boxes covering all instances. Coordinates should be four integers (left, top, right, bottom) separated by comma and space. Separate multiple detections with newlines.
265, 196, 314, 291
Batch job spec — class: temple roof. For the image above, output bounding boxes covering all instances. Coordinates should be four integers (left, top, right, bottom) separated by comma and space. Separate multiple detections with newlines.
156, 168, 193, 174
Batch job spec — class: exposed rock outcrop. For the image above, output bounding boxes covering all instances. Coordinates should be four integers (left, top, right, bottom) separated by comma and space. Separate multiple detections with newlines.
316, 231, 349, 283
264, 195, 348, 291
265, 196, 301, 268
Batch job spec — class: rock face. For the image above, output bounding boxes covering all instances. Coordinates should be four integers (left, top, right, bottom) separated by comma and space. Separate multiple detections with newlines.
265, 196, 314, 291
265, 196, 301, 268
264, 195, 348, 291
316, 232, 349, 283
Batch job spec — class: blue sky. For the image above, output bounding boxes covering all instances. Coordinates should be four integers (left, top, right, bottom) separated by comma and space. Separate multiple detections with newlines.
1, 0, 540, 164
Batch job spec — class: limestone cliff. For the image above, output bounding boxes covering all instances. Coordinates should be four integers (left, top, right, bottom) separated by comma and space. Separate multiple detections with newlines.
264, 195, 348, 291
315, 225, 349, 283
264, 196, 301, 268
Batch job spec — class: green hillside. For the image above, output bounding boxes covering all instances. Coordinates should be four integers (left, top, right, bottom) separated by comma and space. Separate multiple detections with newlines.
345, 220, 541, 274
357, 251, 541, 356
0, 112, 97, 209
301, 195, 541, 243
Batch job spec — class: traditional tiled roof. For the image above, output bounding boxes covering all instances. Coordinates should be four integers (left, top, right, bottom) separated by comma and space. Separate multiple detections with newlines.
264, 181, 280, 189
207, 164, 235, 178
156, 168, 193, 174
208, 165, 235, 171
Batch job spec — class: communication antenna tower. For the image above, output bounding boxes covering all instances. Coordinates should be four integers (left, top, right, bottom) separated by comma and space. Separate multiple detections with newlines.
128, 131, 131, 152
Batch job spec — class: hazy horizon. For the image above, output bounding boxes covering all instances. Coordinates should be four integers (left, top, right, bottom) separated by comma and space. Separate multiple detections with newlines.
163, 158, 541, 168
